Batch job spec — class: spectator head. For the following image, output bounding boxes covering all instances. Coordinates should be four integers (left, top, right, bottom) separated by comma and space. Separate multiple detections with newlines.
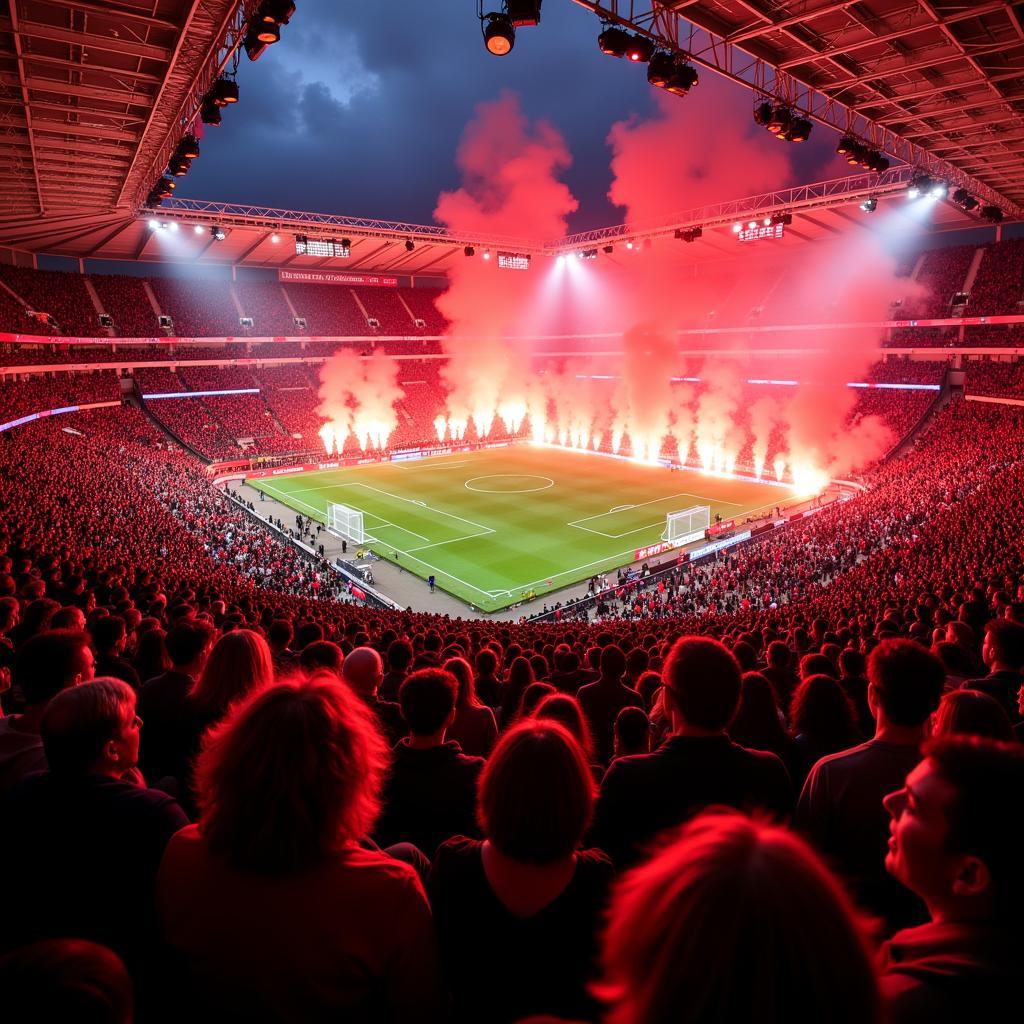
164, 621, 214, 674
766, 641, 791, 669
474, 647, 498, 678
387, 638, 413, 674
930, 690, 1014, 742
478, 720, 595, 864
600, 644, 627, 680
519, 681, 555, 719
133, 627, 170, 682
266, 618, 293, 652
662, 637, 742, 733
944, 620, 975, 650
19, 598, 60, 639
729, 672, 786, 751
293, 622, 323, 651
340, 646, 384, 697
12, 630, 94, 707
982, 618, 1024, 672
636, 670, 662, 709
299, 641, 344, 675
614, 706, 650, 758
533, 693, 594, 760
932, 641, 975, 681
799, 653, 836, 681
0, 595, 18, 634
790, 675, 858, 751
598, 813, 879, 1024
196, 675, 388, 873
191, 629, 274, 720
90, 615, 127, 656
838, 648, 866, 679
731, 641, 757, 673
884, 737, 1024, 924
867, 639, 945, 730
443, 656, 479, 709
0, 939, 133, 1024
398, 668, 458, 737
41, 678, 139, 777
625, 647, 649, 679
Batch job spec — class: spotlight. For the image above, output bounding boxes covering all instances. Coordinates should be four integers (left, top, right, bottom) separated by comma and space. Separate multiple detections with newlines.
625, 240, 634, 250
194, 224, 205, 234
982, 205, 1004, 223
602, 244, 613, 253
770, 212, 792, 226
763, 217, 771, 226
200, 98, 222, 126
664, 63, 699, 97
647, 52, 676, 88
483, 249, 491, 260
271, 233, 280, 243
555, 254, 565, 264
836, 135, 857, 155
860, 197, 877, 212
168, 221, 179, 232
625, 34, 655, 63
464, 245, 475, 256
148, 218, 160, 230
211, 226, 226, 241
675, 226, 702, 243
244, 26, 273, 60
598, 26, 631, 57
846, 143, 866, 165
766, 106, 791, 135
785, 117, 812, 142
907, 186, 920, 200
253, 20, 279, 45
483, 13, 515, 55
258, 0, 295, 26
153, 177, 175, 199
405, 239, 415, 252
732, 223, 742, 233
930, 181, 948, 199
210, 77, 239, 106
169, 155, 191, 176
747, 221, 757, 229
338, 238, 352, 256
952, 189, 978, 211
753, 102, 774, 127
866, 152, 890, 174
176, 134, 200, 159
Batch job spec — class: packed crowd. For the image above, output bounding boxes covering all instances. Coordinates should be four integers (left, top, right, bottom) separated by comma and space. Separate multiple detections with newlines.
0, 398, 1021, 1021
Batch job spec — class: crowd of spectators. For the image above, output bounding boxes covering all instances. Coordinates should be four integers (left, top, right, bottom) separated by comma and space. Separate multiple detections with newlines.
0, 388, 1018, 1019
148, 279, 239, 339
902, 245, 976, 319
281, 283, 371, 336
962, 359, 1024, 399
232, 281, 296, 336
90, 275, 159, 338
0, 371, 121, 423
352, 286, 417, 333
968, 238, 1024, 316
0, 265, 104, 337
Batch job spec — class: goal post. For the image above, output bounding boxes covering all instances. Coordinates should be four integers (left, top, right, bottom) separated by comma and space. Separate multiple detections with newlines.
326, 502, 366, 544
661, 505, 710, 546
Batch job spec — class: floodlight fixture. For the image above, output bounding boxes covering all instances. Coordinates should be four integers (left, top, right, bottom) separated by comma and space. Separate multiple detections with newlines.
405, 239, 415, 252
176, 134, 200, 159
860, 197, 877, 212
464, 245, 475, 256
211, 226, 226, 241
483, 12, 515, 55
732, 223, 742, 233
766, 106, 791, 135
169, 155, 191, 176
786, 117, 812, 142
982, 205, 1004, 223
271, 233, 280, 243
647, 51, 676, 88
664, 63, 699, 96
148, 218, 160, 230
603, 244, 614, 253
211, 77, 239, 105
200, 98, 222, 126
194, 224, 205, 235
167, 222, 179, 232
753, 102, 773, 127
598, 25, 631, 57
625, 34, 655, 63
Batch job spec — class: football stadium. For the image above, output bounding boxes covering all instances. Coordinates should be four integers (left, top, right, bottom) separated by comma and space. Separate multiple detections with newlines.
1, 2, 1023, 1021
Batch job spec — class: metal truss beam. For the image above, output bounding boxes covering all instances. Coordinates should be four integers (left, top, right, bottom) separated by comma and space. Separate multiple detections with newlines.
567, 1, 1023, 218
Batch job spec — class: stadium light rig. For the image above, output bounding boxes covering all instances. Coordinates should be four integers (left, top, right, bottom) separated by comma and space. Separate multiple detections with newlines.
245, 0, 296, 61
836, 136, 890, 173
480, 1, 542, 55
860, 197, 877, 213
753, 102, 811, 142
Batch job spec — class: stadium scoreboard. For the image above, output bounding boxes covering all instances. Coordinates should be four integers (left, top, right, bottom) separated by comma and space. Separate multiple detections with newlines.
295, 235, 351, 258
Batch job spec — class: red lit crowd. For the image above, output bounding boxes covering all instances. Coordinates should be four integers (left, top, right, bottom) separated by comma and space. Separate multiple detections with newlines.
0, 385, 1021, 1021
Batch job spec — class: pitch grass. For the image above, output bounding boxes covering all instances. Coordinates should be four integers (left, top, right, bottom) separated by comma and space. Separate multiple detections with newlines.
250, 447, 799, 613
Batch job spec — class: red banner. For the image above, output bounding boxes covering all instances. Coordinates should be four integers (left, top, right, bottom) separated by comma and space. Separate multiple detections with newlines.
278, 269, 398, 287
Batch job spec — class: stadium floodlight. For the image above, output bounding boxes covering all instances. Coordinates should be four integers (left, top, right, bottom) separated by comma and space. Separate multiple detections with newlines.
483, 249, 491, 259
753, 101, 774, 127
210, 77, 239, 105
982, 205, 1004, 223
930, 180, 948, 199
664, 63, 699, 97
732, 223, 742, 233
271, 233, 280, 243
405, 239, 415, 252
766, 106, 791, 135
785, 117, 812, 142
200, 98, 222, 126
176, 134, 200, 159
866, 152, 890, 173
624, 34, 655, 63
952, 188, 979, 211
194, 224, 205, 234
167, 222, 179, 232
507, 0, 542, 25
483, 12, 515, 55
602, 244, 613, 253
860, 196, 877, 212
598, 25, 631, 57
908, 172, 933, 200
762, 217, 771, 226
747, 221, 757, 229
464, 245, 475, 256
836, 135, 857, 155
148, 219, 160, 230
169, 155, 191, 176
211, 226, 226, 241
646, 51, 676, 87
153, 177, 175, 199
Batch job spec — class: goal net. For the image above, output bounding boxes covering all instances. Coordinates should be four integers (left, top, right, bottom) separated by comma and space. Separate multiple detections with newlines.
327, 502, 366, 544
661, 505, 710, 545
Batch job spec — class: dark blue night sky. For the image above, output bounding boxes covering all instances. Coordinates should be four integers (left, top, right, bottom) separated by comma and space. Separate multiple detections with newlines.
179, 1, 850, 232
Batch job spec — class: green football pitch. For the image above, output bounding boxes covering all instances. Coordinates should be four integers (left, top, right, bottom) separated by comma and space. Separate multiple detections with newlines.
250, 447, 798, 613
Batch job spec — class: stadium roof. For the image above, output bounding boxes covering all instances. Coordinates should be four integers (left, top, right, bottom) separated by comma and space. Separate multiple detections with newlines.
0, 0, 1019, 268
574, 1, 1024, 210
